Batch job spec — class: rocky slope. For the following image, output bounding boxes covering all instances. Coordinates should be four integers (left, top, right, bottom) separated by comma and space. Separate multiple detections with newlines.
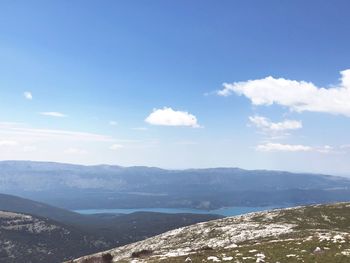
68, 202, 350, 263
0, 210, 108, 263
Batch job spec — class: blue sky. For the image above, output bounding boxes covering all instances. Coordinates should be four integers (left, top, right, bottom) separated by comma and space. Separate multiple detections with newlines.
1, 1, 350, 175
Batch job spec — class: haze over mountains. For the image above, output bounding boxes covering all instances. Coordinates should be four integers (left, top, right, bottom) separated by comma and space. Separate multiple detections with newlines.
1, 161, 350, 210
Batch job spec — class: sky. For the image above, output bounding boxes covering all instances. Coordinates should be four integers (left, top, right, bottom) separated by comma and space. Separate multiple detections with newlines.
1, 0, 350, 175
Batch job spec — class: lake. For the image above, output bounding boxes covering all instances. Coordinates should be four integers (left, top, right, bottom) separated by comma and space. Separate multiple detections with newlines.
74, 205, 283, 217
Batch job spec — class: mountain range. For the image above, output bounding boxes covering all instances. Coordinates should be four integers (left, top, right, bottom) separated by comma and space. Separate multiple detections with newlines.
1, 161, 350, 210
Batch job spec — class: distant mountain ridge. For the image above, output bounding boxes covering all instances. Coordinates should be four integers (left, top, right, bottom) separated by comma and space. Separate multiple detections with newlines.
1, 160, 348, 190
1, 160, 350, 210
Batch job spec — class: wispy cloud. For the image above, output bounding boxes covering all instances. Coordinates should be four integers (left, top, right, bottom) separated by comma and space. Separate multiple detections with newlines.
317, 145, 334, 154
218, 69, 350, 117
145, 107, 201, 128
174, 140, 198, 145
23, 91, 33, 100
40, 112, 67, 118
22, 145, 37, 152
256, 143, 312, 152
0, 139, 37, 153
64, 147, 88, 155
132, 127, 148, 131
0, 122, 114, 142
109, 121, 118, 126
110, 144, 123, 150
249, 115, 302, 136
256, 143, 338, 154
0, 140, 19, 147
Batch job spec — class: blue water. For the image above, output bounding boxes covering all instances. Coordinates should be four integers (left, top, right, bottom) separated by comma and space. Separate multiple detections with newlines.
74, 205, 282, 217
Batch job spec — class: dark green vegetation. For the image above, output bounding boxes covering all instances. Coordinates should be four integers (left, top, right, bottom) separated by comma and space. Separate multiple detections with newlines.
0, 194, 222, 263
1, 161, 350, 210
71, 203, 350, 263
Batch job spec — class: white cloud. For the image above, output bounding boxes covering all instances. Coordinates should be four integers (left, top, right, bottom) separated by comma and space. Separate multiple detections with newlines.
64, 148, 87, 155
145, 107, 200, 128
109, 121, 118, 126
23, 91, 33, 100
0, 140, 19, 147
110, 144, 123, 150
256, 143, 312, 152
317, 145, 334, 154
40, 112, 67, 118
218, 69, 350, 117
249, 115, 302, 133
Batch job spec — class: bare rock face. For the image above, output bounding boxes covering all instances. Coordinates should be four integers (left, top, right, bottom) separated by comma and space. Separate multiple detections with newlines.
0, 211, 61, 233
69, 202, 350, 263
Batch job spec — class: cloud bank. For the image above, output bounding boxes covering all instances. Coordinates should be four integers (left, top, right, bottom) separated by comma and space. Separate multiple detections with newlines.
218, 69, 350, 117
145, 107, 200, 128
